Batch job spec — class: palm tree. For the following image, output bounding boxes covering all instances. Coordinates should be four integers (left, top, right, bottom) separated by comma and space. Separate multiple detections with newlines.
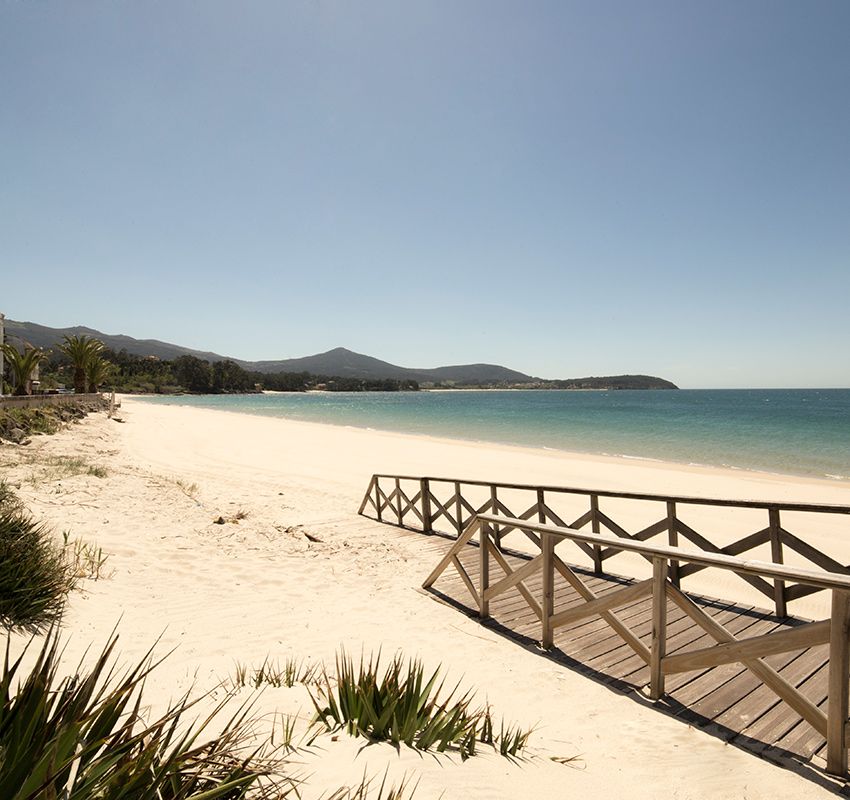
0, 344, 46, 396
85, 355, 113, 393
58, 335, 103, 394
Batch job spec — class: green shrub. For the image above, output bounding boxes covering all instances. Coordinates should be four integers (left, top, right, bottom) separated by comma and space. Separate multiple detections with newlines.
0, 507, 72, 634
309, 651, 531, 760
0, 629, 291, 799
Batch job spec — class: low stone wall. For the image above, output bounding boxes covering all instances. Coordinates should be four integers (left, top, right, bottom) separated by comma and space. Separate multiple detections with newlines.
0, 393, 107, 410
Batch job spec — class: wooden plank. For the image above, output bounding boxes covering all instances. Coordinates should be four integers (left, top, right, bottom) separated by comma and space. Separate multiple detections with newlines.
714, 647, 824, 739
780, 527, 849, 575
769, 508, 787, 618
775, 691, 829, 760
735, 658, 828, 752
540, 504, 595, 559
662, 620, 831, 674
395, 478, 404, 524
553, 560, 652, 664
550, 579, 653, 630
479, 523, 490, 617
590, 495, 603, 573
483, 554, 543, 602
675, 519, 775, 599
420, 478, 432, 532
673, 620, 796, 721
667, 501, 680, 586
542, 533, 555, 648
428, 492, 459, 531
619, 602, 755, 689
487, 540, 542, 620
668, 584, 828, 738
599, 518, 669, 560
650, 558, 668, 699
452, 555, 480, 607
785, 583, 824, 603
422, 519, 479, 589
827, 590, 850, 774
358, 475, 376, 515
600, 605, 755, 691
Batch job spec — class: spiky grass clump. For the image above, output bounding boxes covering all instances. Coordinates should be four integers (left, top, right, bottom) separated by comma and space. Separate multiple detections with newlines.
0, 629, 291, 799
232, 656, 320, 689
310, 651, 531, 760
0, 507, 73, 633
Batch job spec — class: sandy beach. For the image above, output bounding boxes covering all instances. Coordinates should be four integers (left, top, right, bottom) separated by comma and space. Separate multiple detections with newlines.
5, 397, 850, 799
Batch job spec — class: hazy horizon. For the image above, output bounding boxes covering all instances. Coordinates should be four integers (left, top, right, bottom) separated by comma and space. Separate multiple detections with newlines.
2, 2, 848, 390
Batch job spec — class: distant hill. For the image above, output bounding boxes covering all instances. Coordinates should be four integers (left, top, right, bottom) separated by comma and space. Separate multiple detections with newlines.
252, 347, 534, 384
5, 320, 231, 364
3, 318, 677, 388
552, 375, 679, 390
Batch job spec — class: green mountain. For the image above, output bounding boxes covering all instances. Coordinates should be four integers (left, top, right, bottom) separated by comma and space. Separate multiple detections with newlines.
3, 318, 678, 389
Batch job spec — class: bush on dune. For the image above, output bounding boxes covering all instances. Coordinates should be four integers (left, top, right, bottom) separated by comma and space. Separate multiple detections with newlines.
0, 506, 72, 634
0, 629, 291, 799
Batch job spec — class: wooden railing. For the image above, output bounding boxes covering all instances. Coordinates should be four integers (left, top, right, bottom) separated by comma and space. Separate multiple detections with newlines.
359, 474, 850, 617
422, 512, 850, 776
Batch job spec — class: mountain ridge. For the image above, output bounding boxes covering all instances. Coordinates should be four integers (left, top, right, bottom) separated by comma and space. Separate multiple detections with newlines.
3, 318, 678, 388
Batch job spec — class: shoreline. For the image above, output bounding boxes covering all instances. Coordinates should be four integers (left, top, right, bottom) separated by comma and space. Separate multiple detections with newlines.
128, 394, 850, 491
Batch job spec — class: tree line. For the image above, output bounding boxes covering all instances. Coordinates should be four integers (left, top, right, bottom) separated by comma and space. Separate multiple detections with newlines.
2, 335, 419, 395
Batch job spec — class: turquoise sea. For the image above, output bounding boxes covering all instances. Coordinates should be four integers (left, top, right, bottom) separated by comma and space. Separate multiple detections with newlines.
138, 389, 850, 482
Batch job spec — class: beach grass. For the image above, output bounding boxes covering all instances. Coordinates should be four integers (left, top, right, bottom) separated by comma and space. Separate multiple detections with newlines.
0, 629, 293, 799
310, 650, 532, 760
232, 655, 321, 689
63, 532, 112, 581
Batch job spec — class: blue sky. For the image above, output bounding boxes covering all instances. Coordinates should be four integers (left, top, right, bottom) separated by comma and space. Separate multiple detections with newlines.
2, 1, 848, 388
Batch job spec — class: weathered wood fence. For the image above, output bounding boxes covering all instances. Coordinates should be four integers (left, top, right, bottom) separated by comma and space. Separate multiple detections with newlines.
359, 473, 850, 775
359, 474, 850, 617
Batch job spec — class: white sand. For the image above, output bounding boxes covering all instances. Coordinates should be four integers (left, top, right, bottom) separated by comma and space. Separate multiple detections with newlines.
5, 397, 850, 798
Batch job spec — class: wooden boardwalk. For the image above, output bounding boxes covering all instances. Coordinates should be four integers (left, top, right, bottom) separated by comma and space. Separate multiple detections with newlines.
356, 473, 850, 789
416, 529, 839, 780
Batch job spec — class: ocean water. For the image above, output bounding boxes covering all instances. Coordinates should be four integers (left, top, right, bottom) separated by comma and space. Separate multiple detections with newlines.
138, 389, 850, 481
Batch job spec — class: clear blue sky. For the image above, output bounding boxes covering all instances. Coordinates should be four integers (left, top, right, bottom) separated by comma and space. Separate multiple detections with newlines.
2, 1, 848, 388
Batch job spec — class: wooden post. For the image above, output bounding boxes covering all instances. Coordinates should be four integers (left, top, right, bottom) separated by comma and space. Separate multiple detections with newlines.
455, 481, 463, 536
358, 475, 376, 515
479, 522, 490, 619
375, 478, 382, 523
590, 495, 603, 574
542, 532, 555, 649
395, 477, 403, 525
768, 507, 787, 618
420, 478, 432, 533
666, 501, 680, 587
490, 485, 501, 547
650, 556, 669, 700
827, 589, 850, 776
